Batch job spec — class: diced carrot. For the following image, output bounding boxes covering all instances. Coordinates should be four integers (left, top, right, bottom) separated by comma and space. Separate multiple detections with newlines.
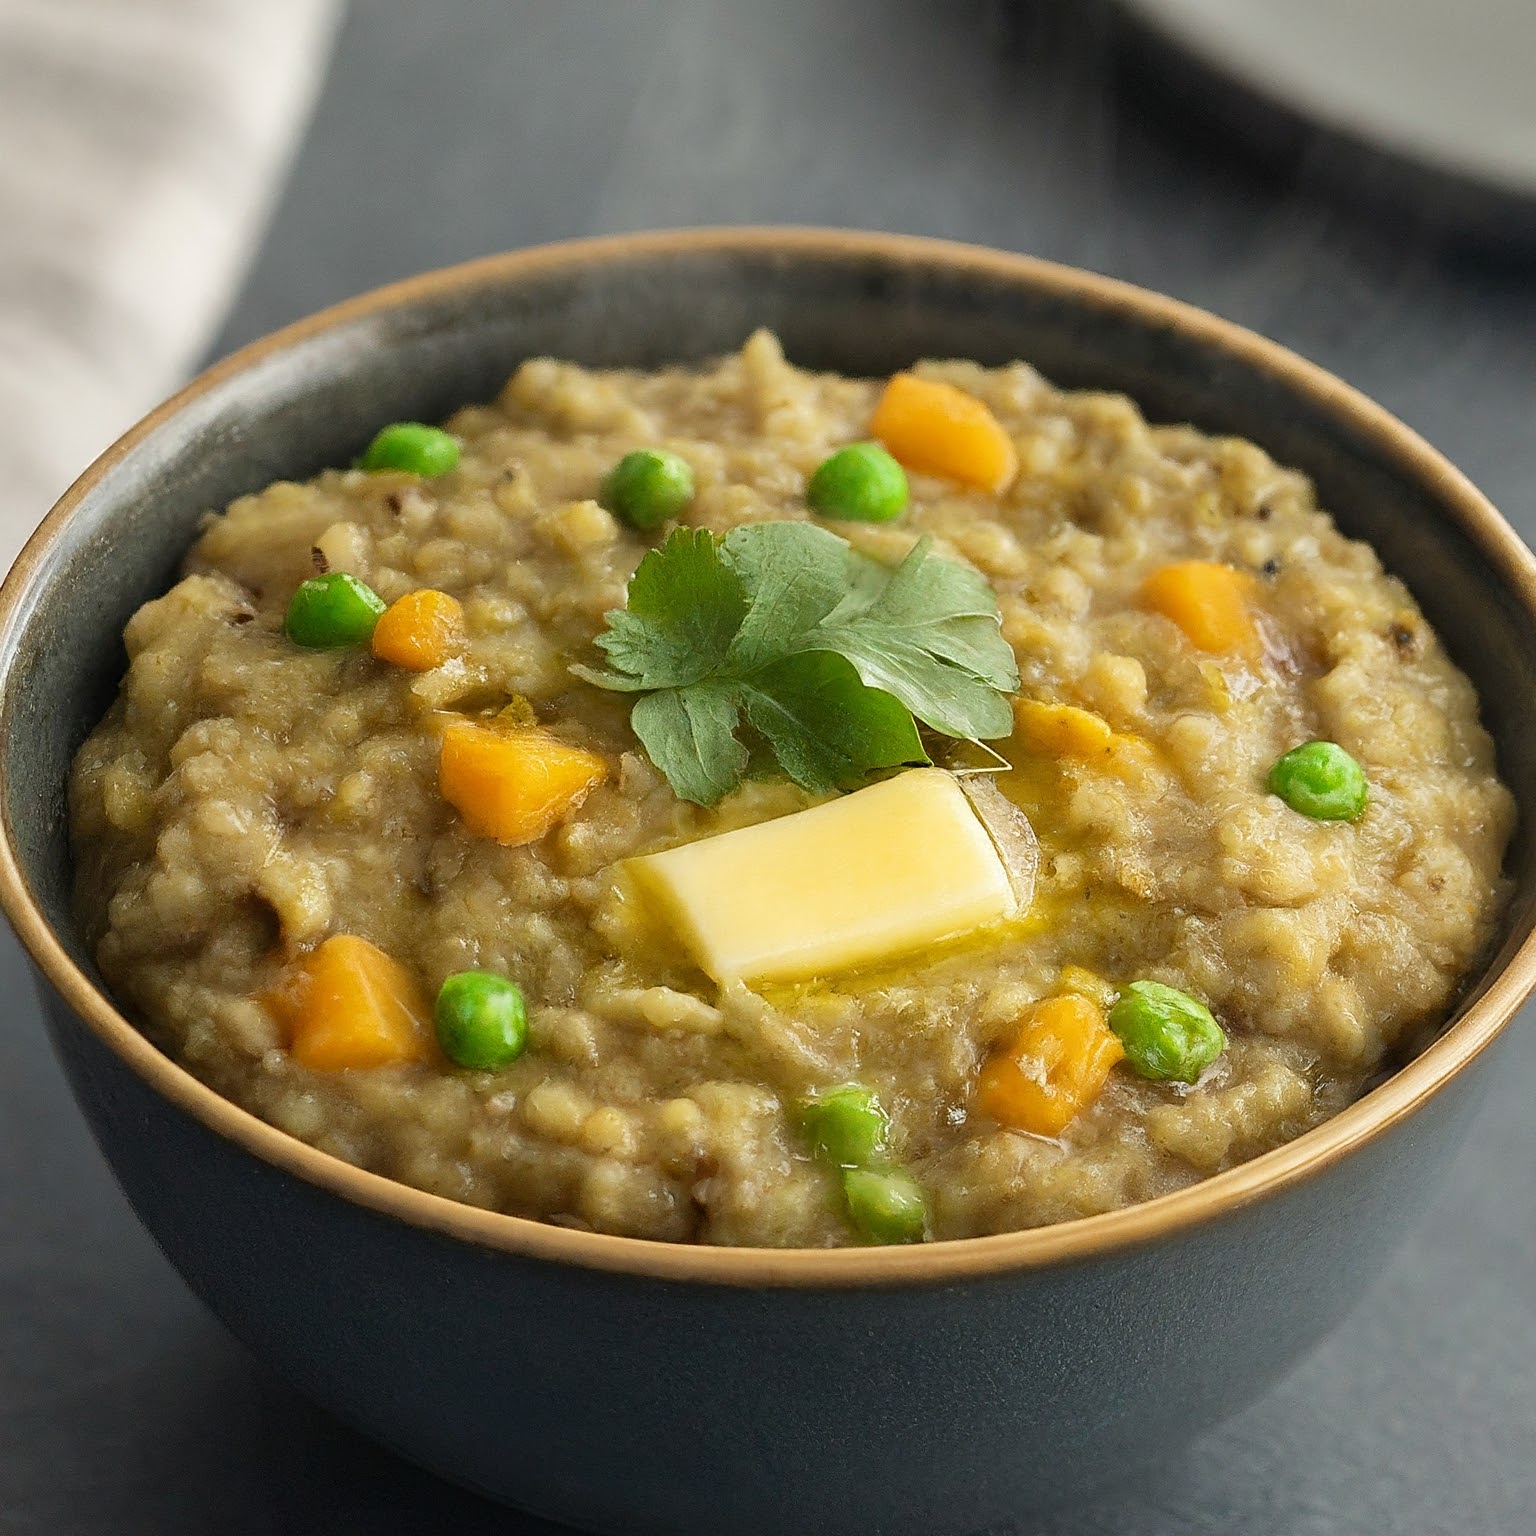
870, 372, 1019, 493
266, 934, 433, 1071
371, 588, 467, 671
976, 993, 1125, 1137
1011, 698, 1161, 780
438, 722, 607, 845
1139, 561, 1261, 659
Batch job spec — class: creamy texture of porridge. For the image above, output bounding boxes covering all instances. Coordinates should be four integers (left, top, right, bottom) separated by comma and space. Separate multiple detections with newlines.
69, 332, 1513, 1245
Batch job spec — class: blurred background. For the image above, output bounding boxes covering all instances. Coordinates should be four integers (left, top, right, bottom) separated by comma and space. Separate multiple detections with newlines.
2, 2, 1533, 1533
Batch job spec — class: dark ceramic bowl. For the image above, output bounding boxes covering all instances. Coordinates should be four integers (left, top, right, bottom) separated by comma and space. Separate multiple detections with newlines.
2, 230, 1535, 1536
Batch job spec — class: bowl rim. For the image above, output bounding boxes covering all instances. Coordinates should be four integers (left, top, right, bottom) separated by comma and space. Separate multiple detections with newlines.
3, 225, 1535, 1288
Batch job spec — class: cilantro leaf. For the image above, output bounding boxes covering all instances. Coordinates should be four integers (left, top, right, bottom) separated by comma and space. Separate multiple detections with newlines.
838, 537, 1018, 684
721, 521, 851, 671
741, 651, 929, 795
575, 527, 747, 692
815, 631, 1015, 740
574, 520, 1018, 805
806, 537, 1020, 739
630, 682, 748, 806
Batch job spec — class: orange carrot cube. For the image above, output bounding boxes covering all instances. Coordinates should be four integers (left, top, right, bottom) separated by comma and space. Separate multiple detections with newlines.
267, 934, 433, 1072
438, 722, 607, 846
870, 372, 1019, 493
976, 993, 1125, 1137
371, 588, 467, 671
1139, 561, 1261, 659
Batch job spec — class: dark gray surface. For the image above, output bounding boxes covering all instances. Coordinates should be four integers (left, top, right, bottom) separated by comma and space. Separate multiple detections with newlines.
2, 1, 1533, 1532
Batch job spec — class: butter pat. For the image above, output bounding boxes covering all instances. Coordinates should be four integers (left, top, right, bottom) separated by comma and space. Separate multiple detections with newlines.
627, 768, 1017, 985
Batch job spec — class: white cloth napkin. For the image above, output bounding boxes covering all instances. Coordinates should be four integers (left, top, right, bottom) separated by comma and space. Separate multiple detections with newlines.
0, 0, 342, 568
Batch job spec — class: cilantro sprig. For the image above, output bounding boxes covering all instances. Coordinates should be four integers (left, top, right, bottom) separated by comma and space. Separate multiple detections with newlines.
573, 521, 1020, 805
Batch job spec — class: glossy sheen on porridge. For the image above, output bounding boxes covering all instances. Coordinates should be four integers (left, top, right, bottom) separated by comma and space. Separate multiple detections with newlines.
69, 333, 1513, 1245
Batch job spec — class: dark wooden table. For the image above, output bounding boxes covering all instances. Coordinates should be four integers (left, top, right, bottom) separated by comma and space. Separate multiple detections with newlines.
4, 3, 1533, 1531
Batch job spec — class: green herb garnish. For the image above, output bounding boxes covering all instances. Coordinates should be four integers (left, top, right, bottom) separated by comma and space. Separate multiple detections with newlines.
573, 521, 1019, 804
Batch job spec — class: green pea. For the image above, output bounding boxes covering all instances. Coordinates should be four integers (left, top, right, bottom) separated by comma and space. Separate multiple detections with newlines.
806, 442, 909, 523
434, 971, 528, 1070
1108, 981, 1226, 1084
600, 449, 695, 529
1267, 741, 1369, 821
798, 1083, 890, 1167
358, 422, 461, 477
284, 572, 387, 647
841, 1167, 928, 1245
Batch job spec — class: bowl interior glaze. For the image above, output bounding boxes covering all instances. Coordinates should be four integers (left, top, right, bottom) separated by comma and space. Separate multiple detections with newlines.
4, 229, 1536, 1281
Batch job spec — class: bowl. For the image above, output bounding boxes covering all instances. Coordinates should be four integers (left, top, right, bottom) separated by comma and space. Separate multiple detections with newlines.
2, 229, 1534, 1536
